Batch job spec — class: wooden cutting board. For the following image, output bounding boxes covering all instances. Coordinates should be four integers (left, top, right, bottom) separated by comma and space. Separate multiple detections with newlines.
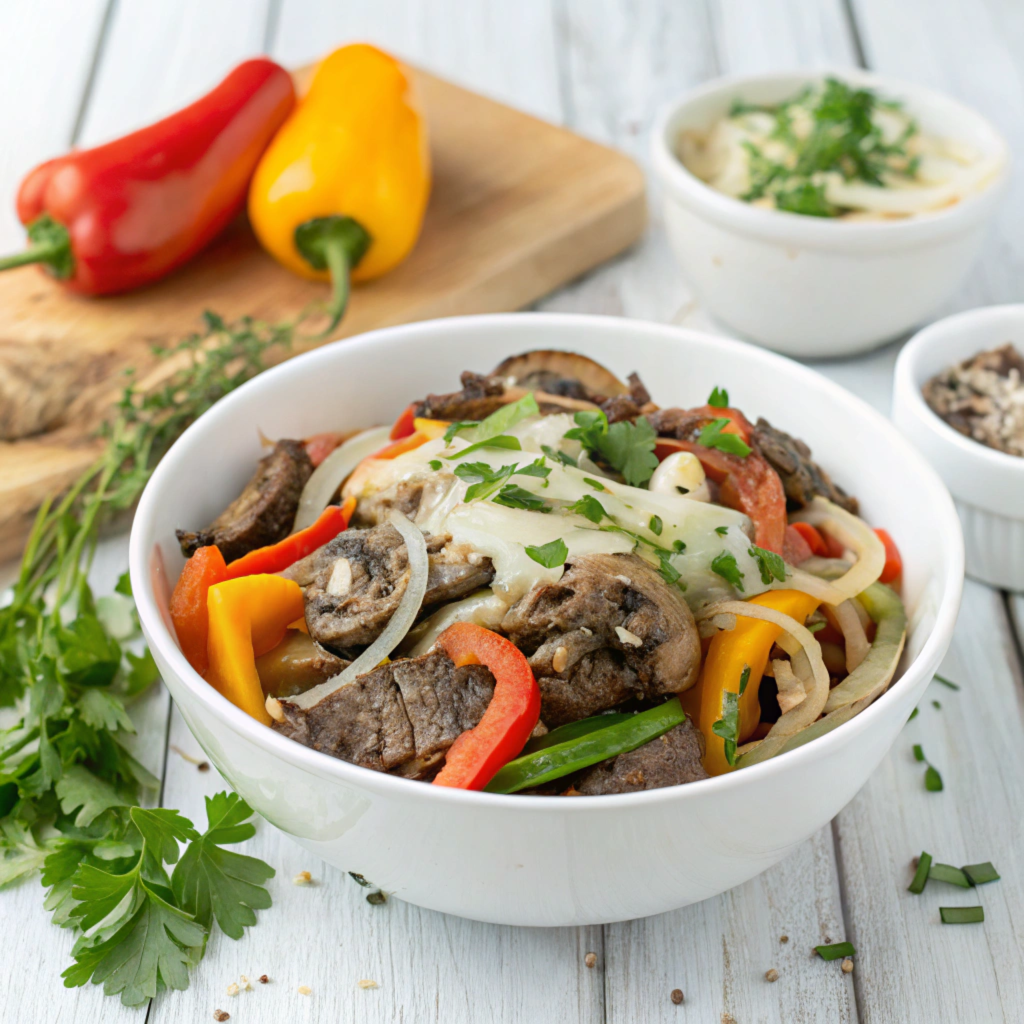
0, 67, 645, 563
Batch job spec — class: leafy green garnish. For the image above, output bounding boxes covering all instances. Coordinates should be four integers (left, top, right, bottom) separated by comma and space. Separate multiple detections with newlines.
928, 862, 970, 888
454, 461, 517, 502
962, 861, 1000, 886
525, 538, 568, 569
564, 410, 658, 487
470, 392, 539, 441
913, 744, 944, 791
542, 444, 576, 468
443, 435, 521, 460
711, 690, 740, 766
698, 418, 751, 458
738, 665, 751, 696
775, 182, 836, 217
492, 485, 550, 512
516, 457, 551, 479
428, 459, 442, 471
934, 674, 961, 691
443, 420, 480, 444
707, 386, 729, 408
939, 906, 984, 924
570, 495, 607, 524
749, 545, 787, 585
711, 551, 745, 592
908, 851, 932, 893
649, 515, 663, 536
583, 477, 608, 491
715, 526, 729, 536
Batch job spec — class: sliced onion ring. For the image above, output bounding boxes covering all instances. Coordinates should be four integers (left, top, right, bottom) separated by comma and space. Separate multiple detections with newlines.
833, 599, 870, 673
790, 497, 886, 602
293, 426, 390, 532
288, 510, 429, 710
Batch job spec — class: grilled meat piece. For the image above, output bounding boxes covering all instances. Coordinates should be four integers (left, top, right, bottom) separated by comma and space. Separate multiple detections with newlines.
646, 406, 707, 440
501, 553, 701, 726
285, 523, 494, 649
750, 417, 858, 514
574, 720, 709, 794
415, 371, 510, 422
176, 439, 312, 562
273, 649, 494, 777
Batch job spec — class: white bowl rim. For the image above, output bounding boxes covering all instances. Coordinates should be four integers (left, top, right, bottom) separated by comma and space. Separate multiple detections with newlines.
895, 303, 1024, 478
650, 66, 1011, 247
130, 312, 964, 812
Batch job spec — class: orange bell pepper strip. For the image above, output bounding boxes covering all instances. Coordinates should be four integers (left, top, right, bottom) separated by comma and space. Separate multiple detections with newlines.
224, 498, 356, 579
699, 589, 820, 777
789, 521, 828, 557
370, 418, 449, 461
169, 545, 228, 675
206, 574, 305, 725
432, 622, 541, 790
389, 403, 417, 440
875, 528, 902, 584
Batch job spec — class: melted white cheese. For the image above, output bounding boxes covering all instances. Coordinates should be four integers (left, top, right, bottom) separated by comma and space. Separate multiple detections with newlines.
342, 414, 770, 610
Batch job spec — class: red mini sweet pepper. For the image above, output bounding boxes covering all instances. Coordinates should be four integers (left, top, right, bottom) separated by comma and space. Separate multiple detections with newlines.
432, 622, 541, 790
1, 58, 295, 295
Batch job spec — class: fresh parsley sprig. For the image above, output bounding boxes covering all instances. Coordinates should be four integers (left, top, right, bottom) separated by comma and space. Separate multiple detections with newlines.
564, 410, 658, 487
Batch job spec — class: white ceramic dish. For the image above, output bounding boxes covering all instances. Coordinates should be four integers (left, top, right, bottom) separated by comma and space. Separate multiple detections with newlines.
129, 313, 963, 926
894, 304, 1024, 590
650, 69, 1009, 358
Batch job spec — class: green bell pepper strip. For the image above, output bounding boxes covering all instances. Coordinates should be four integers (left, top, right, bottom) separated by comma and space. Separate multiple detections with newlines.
521, 712, 634, 756
484, 699, 686, 794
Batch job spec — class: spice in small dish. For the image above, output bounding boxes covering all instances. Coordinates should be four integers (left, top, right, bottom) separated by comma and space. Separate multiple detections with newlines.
922, 344, 1024, 457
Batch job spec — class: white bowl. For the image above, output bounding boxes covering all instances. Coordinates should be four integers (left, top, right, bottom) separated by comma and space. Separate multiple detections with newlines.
129, 313, 963, 926
651, 69, 1009, 358
894, 304, 1024, 590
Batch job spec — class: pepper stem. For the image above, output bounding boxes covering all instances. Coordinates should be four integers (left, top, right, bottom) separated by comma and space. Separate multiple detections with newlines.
0, 215, 74, 278
294, 215, 373, 337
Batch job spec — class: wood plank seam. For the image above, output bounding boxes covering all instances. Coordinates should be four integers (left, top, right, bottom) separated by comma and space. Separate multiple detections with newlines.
69, 0, 118, 146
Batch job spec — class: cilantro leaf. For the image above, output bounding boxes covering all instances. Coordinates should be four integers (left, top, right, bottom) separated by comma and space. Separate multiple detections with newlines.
454, 461, 516, 502
114, 571, 133, 597
0, 819, 53, 887
123, 649, 159, 697
524, 538, 568, 569
515, 457, 551, 479
711, 551, 745, 592
428, 459, 442, 470
170, 792, 274, 939
542, 444, 577, 467
711, 690, 741, 766
492, 485, 550, 511
583, 477, 608, 491
570, 494, 607, 524
76, 689, 134, 734
698, 418, 751, 458
602, 417, 659, 487
708, 386, 729, 408
715, 526, 729, 536
58, 615, 122, 688
748, 545, 787, 585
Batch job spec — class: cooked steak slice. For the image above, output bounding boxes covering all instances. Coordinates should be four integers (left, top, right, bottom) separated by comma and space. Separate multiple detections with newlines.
647, 406, 713, 440
272, 649, 494, 776
750, 417, 858, 514
176, 439, 313, 561
286, 523, 494, 649
415, 371, 509, 422
574, 720, 708, 794
627, 371, 652, 408
501, 553, 701, 726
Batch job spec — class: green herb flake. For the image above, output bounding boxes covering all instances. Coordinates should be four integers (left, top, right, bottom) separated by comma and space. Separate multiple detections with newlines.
698, 418, 751, 458
940, 906, 984, 925
443, 419, 480, 444
708, 386, 730, 408
444, 435, 522, 460
962, 862, 1001, 886
934, 674, 961, 691
925, 765, 944, 792
525, 538, 568, 569
565, 410, 658, 487
672, 539, 686, 553
542, 444, 577, 468
471, 392, 539, 441
715, 526, 728, 536
738, 665, 751, 696
569, 494, 607, 524
493, 484, 550, 512
711, 551, 745, 592
929, 863, 971, 888
711, 690, 741, 766
749, 544, 787, 585
428, 459, 442, 471
907, 707, 919, 721
814, 942, 856, 961
908, 851, 932, 894
583, 477, 609, 491
808, 621, 826, 634
913, 744, 926, 762
516, 457, 551, 479
932, 700, 942, 710
649, 515, 663, 536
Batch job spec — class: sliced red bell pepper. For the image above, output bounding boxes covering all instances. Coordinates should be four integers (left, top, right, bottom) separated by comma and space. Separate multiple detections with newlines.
304, 432, 347, 467
169, 545, 228, 675
782, 525, 814, 565
432, 622, 541, 790
389, 403, 417, 440
225, 498, 356, 578
655, 438, 787, 554
789, 521, 828, 557
875, 528, 902, 584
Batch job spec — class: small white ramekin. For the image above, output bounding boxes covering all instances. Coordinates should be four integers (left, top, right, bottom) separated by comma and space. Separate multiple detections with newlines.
651, 69, 1009, 358
894, 305, 1024, 591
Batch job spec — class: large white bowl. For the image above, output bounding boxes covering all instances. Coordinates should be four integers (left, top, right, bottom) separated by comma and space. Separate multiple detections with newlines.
129, 313, 963, 926
651, 69, 1009, 357
894, 304, 1024, 590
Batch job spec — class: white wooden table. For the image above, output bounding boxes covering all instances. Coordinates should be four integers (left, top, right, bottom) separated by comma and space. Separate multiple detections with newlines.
3, 2, 1024, 1022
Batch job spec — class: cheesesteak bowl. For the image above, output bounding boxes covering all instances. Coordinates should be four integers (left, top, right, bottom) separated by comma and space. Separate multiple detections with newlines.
129, 313, 962, 926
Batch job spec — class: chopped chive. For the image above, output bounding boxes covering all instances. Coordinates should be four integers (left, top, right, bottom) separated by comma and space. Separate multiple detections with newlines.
649, 515, 663, 536
934, 674, 960, 691
925, 765, 944, 792
583, 477, 608, 491
908, 851, 932, 894
814, 942, 855, 961
932, 700, 941, 710
940, 906, 984, 924
962, 862, 1000, 886
929, 863, 971, 888
715, 526, 728, 536
807, 621, 825, 634
912, 744, 925, 762
907, 707, 919, 722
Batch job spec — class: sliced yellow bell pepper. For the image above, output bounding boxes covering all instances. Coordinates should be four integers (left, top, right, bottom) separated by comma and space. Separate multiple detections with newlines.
699, 589, 820, 776
247, 43, 430, 332
206, 575, 305, 725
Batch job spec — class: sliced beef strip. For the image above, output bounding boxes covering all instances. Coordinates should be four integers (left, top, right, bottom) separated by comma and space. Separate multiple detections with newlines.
501, 553, 701, 726
647, 406, 712, 441
176, 439, 312, 561
273, 649, 494, 777
415, 371, 510, 422
750, 417, 858, 514
285, 523, 494, 649
574, 720, 709, 794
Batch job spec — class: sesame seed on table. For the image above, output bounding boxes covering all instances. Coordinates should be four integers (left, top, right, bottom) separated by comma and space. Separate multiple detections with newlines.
1, 1, 1024, 1022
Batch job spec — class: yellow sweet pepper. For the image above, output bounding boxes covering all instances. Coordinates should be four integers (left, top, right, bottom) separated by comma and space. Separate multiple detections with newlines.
248, 43, 431, 331
206, 575, 305, 725
698, 590, 820, 776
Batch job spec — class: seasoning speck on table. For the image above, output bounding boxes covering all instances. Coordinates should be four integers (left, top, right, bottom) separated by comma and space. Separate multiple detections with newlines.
226, 982, 239, 996
584, 952, 597, 969
213, 1012, 229, 1023
259, 974, 269, 984
842, 958, 854, 974
298, 984, 312, 995
358, 979, 380, 990
293, 870, 313, 885
670, 988, 684, 1005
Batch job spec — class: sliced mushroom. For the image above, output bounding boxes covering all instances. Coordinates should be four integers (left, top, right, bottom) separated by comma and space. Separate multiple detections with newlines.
491, 350, 629, 398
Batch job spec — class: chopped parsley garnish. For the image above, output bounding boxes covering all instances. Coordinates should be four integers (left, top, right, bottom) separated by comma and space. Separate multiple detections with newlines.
525, 538, 568, 569
908, 707, 919, 721
444, 419, 480, 444
672, 539, 686, 553
564, 410, 658, 487
471, 392, 539, 439
940, 906, 984, 925
913, 743, 944, 792
583, 477, 608, 491
738, 665, 751, 696
932, 700, 942, 710
814, 942, 855, 961
963, 862, 1000, 886
655, 550, 685, 591
516, 457, 551, 479
928, 863, 971, 888
492, 484, 550, 512
570, 494, 607, 524
711, 690, 741, 766
542, 443, 577, 467
454, 461, 517, 502
444, 435, 521, 459
698, 418, 751, 458
908, 851, 932, 894
428, 459, 442, 471
749, 545, 787, 585
649, 515, 663, 536
715, 526, 728, 536
934, 674, 961, 691
707, 386, 729, 408
711, 551, 745, 592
